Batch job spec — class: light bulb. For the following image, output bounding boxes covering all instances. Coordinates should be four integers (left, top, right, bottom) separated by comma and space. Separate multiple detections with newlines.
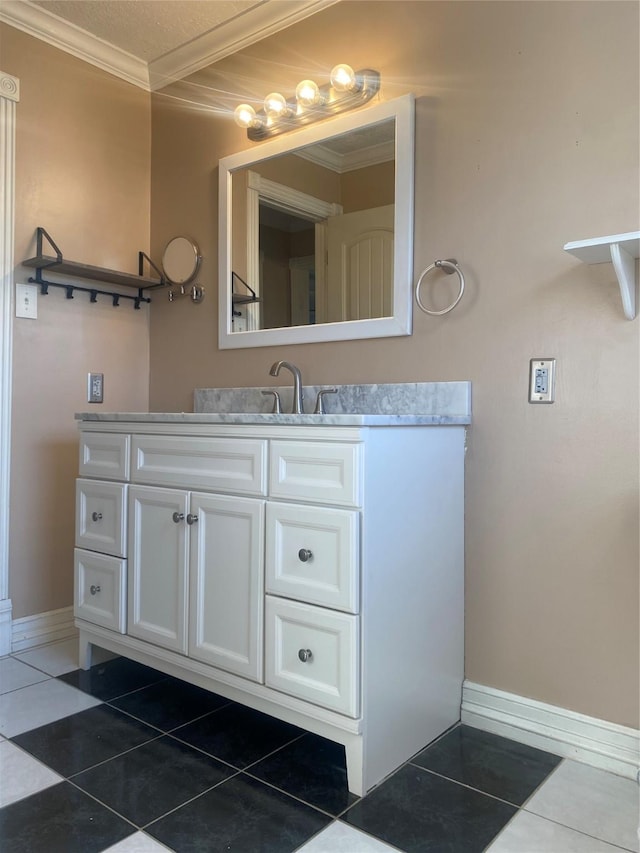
234, 103, 257, 129
330, 63, 358, 93
295, 79, 321, 107
264, 92, 289, 118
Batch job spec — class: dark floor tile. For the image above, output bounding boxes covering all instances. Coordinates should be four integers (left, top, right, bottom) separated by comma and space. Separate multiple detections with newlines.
58, 657, 166, 701
343, 764, 516, 853
72, 734, 234, 827
411, 724, 562, 805
147, 772, 331, 853
108, 675, 230, 731
11, 704, 160, 777
0, 781, 135, 853
249, 733, 358, 815
172, 702, 304, 769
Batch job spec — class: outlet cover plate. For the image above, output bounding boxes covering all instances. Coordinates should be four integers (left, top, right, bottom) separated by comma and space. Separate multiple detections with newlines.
88, 373, 104, 404
16, 283, 38, 319
529, 358, 556, 403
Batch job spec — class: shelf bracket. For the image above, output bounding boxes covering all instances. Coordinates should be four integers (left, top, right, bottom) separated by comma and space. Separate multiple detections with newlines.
609, 242, 636, 320
563, 231, 639, 320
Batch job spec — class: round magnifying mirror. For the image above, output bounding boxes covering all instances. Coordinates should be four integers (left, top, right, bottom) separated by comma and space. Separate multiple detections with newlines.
162, 237, 201, 285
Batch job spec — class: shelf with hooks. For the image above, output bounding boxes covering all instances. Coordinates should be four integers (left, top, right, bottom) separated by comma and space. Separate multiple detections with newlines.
564, 231, 639, 320
22, 227, 166, 309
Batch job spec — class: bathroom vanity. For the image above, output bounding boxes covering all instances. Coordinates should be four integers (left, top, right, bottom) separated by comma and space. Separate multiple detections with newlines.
73, 383, 470, 795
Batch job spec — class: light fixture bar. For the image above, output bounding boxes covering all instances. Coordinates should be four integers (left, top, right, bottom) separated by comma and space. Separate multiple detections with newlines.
244, 68, 381, 141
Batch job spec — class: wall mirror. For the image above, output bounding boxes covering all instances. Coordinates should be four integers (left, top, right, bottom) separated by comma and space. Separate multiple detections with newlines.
218, 94, 415, 348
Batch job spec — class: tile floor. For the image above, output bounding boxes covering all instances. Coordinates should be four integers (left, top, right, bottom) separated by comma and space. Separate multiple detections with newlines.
1, 639, 638, 852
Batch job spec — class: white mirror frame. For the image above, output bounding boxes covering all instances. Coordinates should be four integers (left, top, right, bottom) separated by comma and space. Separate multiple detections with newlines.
218, 94, 415, 349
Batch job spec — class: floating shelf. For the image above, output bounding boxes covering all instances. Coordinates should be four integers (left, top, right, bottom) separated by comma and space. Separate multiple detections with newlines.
564, 231, 639, 320
22, 254, 162, 290
22, 228, 165, 310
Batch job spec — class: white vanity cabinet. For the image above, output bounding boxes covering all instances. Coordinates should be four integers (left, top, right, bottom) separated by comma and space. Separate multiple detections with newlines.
74, 418, 466, 797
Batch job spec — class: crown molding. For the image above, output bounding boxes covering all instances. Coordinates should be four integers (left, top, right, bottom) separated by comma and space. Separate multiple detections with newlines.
0, 0, 340, 93
0, 1, 149, 90
148, 0, 339, 92
295, 138, 395, 174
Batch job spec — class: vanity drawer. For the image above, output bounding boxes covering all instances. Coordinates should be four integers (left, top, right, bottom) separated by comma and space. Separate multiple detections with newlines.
265, 596, 359, 717
131, 435, 267, 495
266, 502, 359, 613
79, 432, 130, 481
269, 441, 362, 507
74, 548, 126, 633
76, 479, 127, 557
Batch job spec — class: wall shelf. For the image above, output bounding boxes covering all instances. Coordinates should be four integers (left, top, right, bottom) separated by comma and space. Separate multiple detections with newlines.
564, 231, 639, 320
22, 228, 165, 309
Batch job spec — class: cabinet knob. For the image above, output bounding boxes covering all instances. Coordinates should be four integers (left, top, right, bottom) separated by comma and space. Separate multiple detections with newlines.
298, 648, 313, 663
90, 585, 101, 595
172, 512, 185, 523
298, 548, 313, 562
91, 511, 103, 522
186, 513, 199, 525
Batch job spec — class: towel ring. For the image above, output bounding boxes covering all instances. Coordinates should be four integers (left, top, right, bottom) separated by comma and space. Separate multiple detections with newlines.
415, 258, 465, 316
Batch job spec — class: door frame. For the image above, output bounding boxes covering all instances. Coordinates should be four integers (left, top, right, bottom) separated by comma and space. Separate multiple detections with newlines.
0, 71, 19, 654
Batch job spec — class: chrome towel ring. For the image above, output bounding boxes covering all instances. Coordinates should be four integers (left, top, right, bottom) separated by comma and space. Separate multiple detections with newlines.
415, 258, 465, 316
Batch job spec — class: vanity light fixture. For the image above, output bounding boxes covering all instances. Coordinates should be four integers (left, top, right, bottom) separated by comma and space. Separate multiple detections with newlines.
233, 63, 381, 141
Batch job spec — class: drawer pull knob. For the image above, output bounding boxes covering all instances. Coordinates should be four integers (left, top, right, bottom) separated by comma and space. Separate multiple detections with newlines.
298, 648, 313, 663
172, 512, 185, 523
90, 585, 101, 595
186, 513, 199, 525
91, 512, 103, 522
298, 548, 313, 562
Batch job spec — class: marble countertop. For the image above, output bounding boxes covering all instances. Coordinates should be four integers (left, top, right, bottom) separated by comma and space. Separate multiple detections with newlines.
76, 381, 472, 427
75, 411, 470, 426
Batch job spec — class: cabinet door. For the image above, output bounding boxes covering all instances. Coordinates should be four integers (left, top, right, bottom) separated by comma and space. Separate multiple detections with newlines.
189, 493, 264, 682
128, 485, 188, 653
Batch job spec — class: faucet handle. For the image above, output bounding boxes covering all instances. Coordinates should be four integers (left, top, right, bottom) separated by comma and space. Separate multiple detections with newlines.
261, 389, 282, 414
313, 388, 338, 415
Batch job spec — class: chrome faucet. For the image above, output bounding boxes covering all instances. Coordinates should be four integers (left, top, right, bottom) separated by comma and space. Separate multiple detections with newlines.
269, 361, 304, 414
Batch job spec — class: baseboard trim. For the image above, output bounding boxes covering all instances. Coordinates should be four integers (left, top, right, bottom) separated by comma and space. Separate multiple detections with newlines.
0, 598, 12, 656
462, 680, 639, 780
11, 606, 78, 652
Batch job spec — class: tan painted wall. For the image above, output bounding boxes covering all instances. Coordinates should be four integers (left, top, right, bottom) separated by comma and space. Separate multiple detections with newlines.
2, 25, 151, 619
150, 1, 639, 728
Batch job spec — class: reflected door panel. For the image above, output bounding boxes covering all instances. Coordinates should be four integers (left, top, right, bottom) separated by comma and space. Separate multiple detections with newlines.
326, 205, 394, 321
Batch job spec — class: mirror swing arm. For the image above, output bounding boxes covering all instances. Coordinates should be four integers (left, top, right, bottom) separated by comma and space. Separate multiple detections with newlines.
218, 93, 415, 349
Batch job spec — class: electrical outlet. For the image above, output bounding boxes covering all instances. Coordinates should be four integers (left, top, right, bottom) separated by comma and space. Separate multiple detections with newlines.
16, 283, 38, 319
88, 373, 104, 404
529, 359, 556, 403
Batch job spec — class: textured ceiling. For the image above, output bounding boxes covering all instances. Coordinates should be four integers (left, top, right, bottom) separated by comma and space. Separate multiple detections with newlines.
30, 0, 268, 62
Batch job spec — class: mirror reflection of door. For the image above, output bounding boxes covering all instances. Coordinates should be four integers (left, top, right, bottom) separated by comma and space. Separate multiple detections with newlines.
326, 204, 394, 322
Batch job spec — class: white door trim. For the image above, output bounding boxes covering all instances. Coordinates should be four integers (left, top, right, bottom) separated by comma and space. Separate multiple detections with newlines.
0, 71, 19, 655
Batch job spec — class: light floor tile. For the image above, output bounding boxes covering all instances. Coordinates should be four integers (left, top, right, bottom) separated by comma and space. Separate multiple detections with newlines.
104, 831, 172, 852
14, 638, 116, 676
0, 740, 63, 807
297, 821, 401, 852
0, 678, 101, 737
0, 657, 49, 694
13, 638, 79, 676
524, 759, 640, 852
486, 810, 625, 852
